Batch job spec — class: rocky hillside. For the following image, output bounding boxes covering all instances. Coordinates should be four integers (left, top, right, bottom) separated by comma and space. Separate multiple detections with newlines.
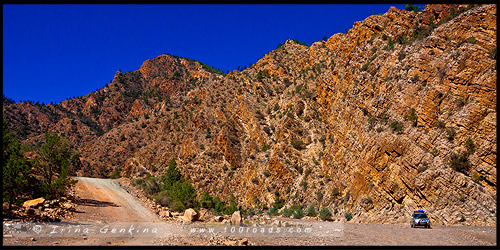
3, 4, 496, 225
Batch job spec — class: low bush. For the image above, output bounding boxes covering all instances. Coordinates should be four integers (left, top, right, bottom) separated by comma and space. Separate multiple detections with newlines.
110, 167, 121, 179
281, 207, 294, 217
344, 212, 353, 221
200, 192, 214, 209
292, 207, 305, 219
390, 121, 403, 132
465, 137, 475, 154
449, 151, 470, 173
307, 205, 317, 217
319, 208, 332, 221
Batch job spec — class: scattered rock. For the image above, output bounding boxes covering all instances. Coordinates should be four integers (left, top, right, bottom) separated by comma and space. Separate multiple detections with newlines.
238, 238, 249, 246
23, 198, 45, 208
183, 208, 199, 222
231, 211, 242, 225
214, 216, 224, 222
224, 240, 238, 246
271, 220, 282, 227
159, 210, 172, 217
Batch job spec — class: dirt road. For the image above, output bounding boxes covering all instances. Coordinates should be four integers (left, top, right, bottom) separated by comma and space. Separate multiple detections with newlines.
3, 177, 496, 246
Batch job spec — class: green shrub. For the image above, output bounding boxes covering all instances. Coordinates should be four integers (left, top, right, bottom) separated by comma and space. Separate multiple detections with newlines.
405, 4, 422, 12
404, 108, 418, 127
36, 131, 78, 198
223, 194, 238, 215
262, 143, 270, 152
132, 178, 144, 186
345, 212, 353, 221
3, 120, 34, 210
142, 175, 162, 198
281, 207, 294, 217
158, 157, 198, 210
291, 139, 306, 150
169, 181, 198, 209
449, 151, 470, 173
268, 203, 280, 216
465, 137, 475, 154
247, 207, 255, 217
307, 205, 317, 217
384, 37, 395, 50
172, 199, 186, 212
213, 196, 225, 214
319, 208, 332, 221
332, 188, 340, 197
200, 192, 214, 209
445, 127, 456, 141
292, 207, 305, 219
110, 167, 121, 179
153, 190, 170, 207
161, 158, 183, 189
390, 121, 403, 132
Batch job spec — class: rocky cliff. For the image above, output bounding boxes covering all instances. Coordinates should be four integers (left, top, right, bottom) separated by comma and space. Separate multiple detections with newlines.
3, 4, 496, 225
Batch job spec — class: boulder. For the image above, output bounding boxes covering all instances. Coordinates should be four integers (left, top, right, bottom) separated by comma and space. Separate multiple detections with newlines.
238, 238, 249, 246
231, 211, 242, 225
224, 240, 238, 246
159, 210, 172, 217
214, 216, 224, 222
23, 198, 45, 208
183, 208, 199, 222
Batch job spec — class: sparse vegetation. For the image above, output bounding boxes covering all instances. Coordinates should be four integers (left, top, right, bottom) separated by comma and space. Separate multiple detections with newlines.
307, 205, 317, 217
449, 151, 470, 174
345, 212, 353, 221
319, 208, 332, 221
390, 121, 403, 132
292, 207, 305, 219
465, 137, 475, 154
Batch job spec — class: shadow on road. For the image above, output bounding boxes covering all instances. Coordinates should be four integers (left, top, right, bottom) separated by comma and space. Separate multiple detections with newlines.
77, 198, 120, 208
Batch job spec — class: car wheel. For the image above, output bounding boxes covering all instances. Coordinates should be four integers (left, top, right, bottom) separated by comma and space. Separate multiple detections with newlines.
411, 224, 414, 228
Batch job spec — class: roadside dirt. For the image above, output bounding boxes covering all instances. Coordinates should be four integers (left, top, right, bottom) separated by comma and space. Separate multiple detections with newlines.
3, 177, 496, 246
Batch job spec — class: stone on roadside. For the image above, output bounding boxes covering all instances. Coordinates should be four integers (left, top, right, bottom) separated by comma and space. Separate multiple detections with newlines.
183, 208, 199, 222
159, 210, 172, 217
231, 211, 242, 225
238, 238, 249, 246
23, 198, 45, 208
224, 240, 238, 246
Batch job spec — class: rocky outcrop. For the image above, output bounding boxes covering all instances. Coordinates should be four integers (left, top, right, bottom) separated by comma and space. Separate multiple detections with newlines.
183, 208, 199, 222
3, 4, 496, 226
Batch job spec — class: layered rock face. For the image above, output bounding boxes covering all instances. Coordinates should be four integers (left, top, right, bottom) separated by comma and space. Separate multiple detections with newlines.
3, 4, 496, 225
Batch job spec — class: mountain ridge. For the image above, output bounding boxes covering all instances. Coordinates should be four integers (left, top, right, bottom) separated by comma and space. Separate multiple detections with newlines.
3, 3, 496, 225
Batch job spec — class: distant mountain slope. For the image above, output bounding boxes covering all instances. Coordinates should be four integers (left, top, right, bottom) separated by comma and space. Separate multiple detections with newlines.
3, 4, 496, 225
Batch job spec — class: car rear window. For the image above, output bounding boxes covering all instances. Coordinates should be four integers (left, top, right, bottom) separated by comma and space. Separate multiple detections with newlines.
413, 213, 428, 219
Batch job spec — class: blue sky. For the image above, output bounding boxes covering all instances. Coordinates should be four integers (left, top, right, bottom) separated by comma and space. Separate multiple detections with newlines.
3, 4, 412, 104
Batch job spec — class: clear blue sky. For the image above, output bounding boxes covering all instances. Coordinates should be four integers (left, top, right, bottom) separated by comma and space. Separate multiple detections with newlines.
3, 4, 412, 104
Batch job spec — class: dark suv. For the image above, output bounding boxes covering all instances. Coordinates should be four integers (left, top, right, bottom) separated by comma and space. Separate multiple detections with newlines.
410, 210, 431, 228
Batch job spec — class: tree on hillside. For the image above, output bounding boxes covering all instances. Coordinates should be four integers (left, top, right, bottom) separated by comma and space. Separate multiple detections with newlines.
2, 120, 32, 210
35, 131, 78, 198
162, 157, 182, 189
159, 157, 198, 211
405, 4, 422, 12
